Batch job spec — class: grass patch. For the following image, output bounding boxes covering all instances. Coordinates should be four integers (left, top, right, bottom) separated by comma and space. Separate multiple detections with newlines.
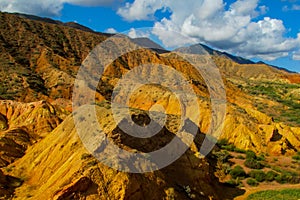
247, 189, 300, 200
243, 81, 300, 126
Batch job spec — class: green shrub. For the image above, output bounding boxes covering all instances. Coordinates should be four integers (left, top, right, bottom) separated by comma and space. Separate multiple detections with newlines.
265, 171, 278, 182
292, 155, 300, 161
246, 150, 257, 160
245, 158, 264, 169
271, 166, 283, 173
234, 148, 247, 154
256, 154, 265, 161
249, 170, 265, 182
275, 171, 294, 184
222, 144, 236, 151
226, 178, 241, 187
213, 150, 231, 162
217, 138, 229, 147
230, 165, 247, 179
274, 170, 300, 183
236, 155, 246, 160
247, 178, 259, 187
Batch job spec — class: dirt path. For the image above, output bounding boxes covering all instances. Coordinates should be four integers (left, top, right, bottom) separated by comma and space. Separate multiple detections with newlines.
234, 183, 300, 200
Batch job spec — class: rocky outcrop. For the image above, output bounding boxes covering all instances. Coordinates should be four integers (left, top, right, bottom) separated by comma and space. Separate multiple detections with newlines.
10, 106, 244, 200
53, 177, 95, 200
0, 128, 32, 167
0, 169, 22, 199
0, 113, 8, 131
0, 100, 64, 167
0, 100, 62, 137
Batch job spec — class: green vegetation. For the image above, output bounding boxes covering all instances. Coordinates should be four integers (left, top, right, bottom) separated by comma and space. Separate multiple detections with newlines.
213, 150, 232, 180
236, 155, 245, 160
247, 189, 300, 200
217, 138, 229, 147
292, 152, 300, 161
246, 150, 257, 160
245, 158, 264, 169
215, 140, 300, 188
244, 81, 300, 126
249, 170, 265, 182
244, 151, 264, 169
246, 178, 258, 187
265, 171, 278, 182
230, 165, 246, 179
217, 139, 246, 153
226, 178, 242, 187
274, 171, 299, 184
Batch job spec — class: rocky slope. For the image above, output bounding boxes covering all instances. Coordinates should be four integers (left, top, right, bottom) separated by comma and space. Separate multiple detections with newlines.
0, 100, 65, 169
8, 105, 244, 200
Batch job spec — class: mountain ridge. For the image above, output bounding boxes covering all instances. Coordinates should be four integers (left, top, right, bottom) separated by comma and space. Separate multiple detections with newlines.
7, 11, 298, 74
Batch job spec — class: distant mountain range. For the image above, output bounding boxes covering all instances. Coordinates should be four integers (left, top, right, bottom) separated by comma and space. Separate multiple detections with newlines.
9, 12, 297, 74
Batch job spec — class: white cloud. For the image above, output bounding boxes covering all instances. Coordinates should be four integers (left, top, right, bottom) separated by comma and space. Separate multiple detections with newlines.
0, 0, 119, 16
259, 5, 269, 15
229, 0, 258, 16
64, 0, 118, 6
105, 28, 118, 33
118, 0, 300, 61
0, 0, 63, 16
117, 0, 164, 21
127, 28, 150, 38
282, 4, 300, 11
293, 50, 300, 60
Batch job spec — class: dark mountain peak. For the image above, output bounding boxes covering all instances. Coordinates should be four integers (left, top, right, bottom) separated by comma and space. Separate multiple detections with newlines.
176, 43, 254, 64
132, 37, 170, 54
256, 61, 298, 74
198, 44, 255, 64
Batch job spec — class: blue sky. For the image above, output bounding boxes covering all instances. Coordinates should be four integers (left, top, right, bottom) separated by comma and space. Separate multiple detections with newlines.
0, 0, 300, 72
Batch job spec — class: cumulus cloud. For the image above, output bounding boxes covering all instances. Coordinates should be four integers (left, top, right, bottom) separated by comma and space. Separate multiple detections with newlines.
283, 4, 300, 11
127, 28, 150, 38
0, 0, 119, 16
64, 0, 119, 6
105, 28, 118, 33
118, 0, 300, 61
293, 50, 300, 60
259, 5, 269, 15
117, 0, 164, 21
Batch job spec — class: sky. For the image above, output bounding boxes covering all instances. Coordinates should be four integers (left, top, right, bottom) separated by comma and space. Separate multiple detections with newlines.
0, 0, 300, 72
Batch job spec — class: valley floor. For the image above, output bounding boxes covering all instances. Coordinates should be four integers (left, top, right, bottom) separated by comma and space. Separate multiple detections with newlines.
235, 183, 300, 199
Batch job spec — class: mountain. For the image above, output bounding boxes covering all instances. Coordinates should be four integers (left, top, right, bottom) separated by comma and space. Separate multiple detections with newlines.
13, 12, 109, 34
132, 37, 170, 54
0, 11, 299, 199
196, 44, 298, 74
196, 44, 256, 65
